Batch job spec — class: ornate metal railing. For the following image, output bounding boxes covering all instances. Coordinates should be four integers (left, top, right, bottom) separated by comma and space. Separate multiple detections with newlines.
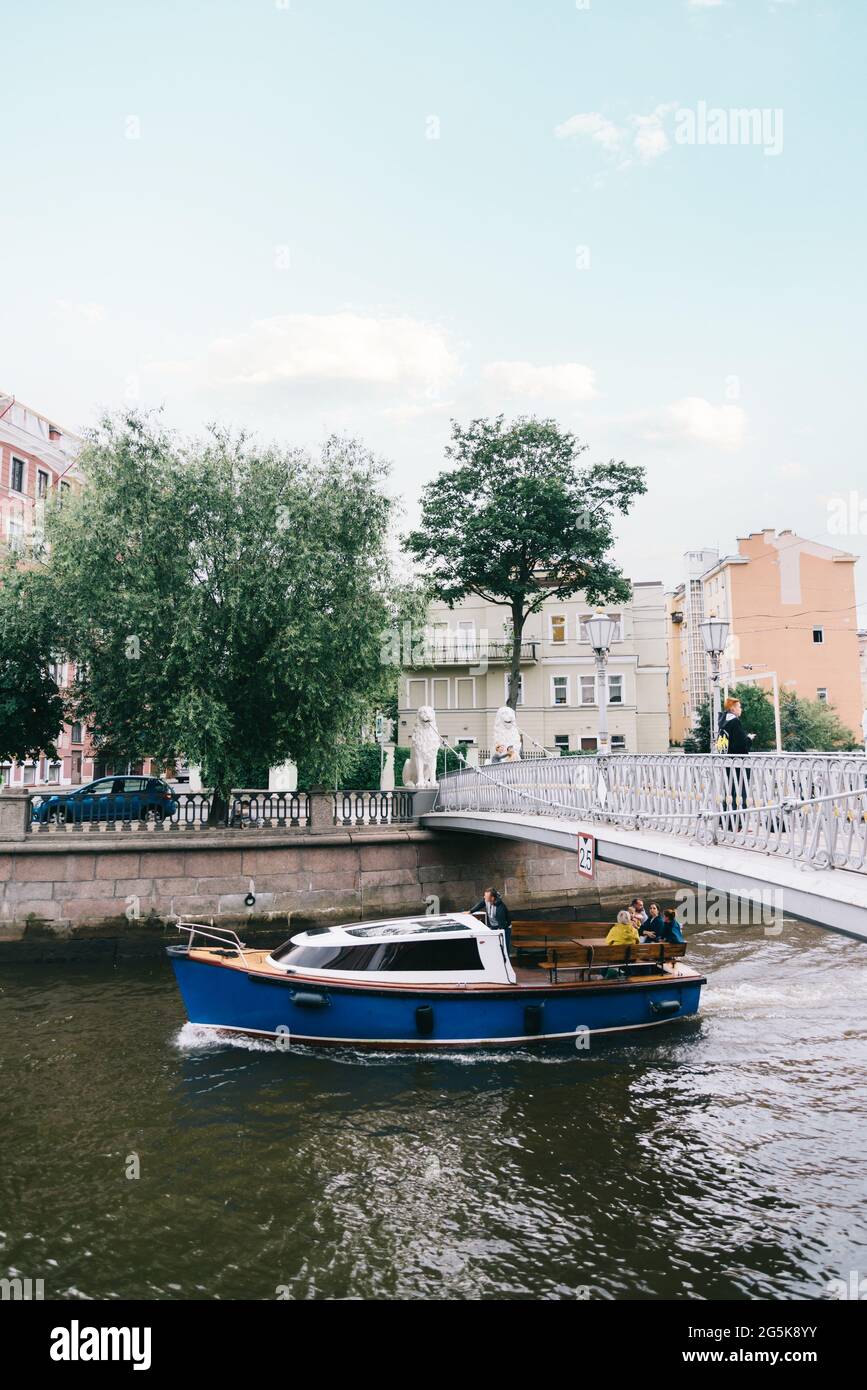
434, 753, 867, 873
418, 639, 539, 665
27, 789, 417, 835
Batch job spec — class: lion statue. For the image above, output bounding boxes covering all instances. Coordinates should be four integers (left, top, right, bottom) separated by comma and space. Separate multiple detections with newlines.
401, 705, 441, 787
489, 704, 522, 762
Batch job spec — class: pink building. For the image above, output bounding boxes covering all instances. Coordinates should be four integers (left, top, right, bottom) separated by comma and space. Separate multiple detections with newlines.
1, 393, 95, 787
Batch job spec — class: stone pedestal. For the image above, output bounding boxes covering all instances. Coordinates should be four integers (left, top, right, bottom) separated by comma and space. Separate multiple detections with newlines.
465, 747, 480, 768
379, 745, 395, 791
0, 790, 30, 841
187, 766, 204, 792
269, 761, 298, 792
308, 790, 335, 833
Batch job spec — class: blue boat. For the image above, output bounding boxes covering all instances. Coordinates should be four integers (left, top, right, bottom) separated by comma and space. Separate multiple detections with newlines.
167, 913, 704, 1049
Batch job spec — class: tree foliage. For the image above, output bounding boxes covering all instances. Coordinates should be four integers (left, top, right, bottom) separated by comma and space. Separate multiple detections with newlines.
682, 684, 859, 753
0, 566, 66, 765
403, 416, 646, 706
32, 412, 398, 804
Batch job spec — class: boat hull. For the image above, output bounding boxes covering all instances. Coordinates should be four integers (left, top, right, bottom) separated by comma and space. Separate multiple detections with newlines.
168, 951, 704, 1048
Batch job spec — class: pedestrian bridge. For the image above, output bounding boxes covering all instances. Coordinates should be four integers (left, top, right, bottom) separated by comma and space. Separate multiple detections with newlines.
423, 753, 867, 943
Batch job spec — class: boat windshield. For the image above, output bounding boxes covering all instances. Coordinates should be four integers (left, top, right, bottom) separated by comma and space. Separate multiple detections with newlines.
270, 938, 484, 972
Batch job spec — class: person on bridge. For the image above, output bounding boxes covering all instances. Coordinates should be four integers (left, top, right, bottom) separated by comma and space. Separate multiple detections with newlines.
469, 887, 512, 955
717, 697, 755, 756
606, 910, 640, 947
718, 697, 755, 830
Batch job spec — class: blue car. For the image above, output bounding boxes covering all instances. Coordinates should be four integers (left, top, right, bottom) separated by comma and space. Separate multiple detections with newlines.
34, 775, 179, 825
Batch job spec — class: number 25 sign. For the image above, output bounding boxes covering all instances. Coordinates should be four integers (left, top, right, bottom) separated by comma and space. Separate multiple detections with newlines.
577, 832, 595, 879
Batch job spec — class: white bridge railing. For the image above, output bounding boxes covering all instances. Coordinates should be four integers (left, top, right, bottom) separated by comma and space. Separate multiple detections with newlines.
434, 753, 867, 873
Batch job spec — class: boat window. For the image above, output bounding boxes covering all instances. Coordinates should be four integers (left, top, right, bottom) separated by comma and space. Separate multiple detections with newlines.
271, 939, 484, 972
345, 919, 470, 937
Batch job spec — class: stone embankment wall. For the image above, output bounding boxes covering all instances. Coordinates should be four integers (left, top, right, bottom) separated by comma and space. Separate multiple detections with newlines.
0, 825, 675, 959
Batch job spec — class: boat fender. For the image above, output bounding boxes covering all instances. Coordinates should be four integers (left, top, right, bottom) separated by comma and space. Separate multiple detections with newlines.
415, 1004, 435, 1037
523, 1002, 544, 1036
290, 990, 329, 1009
649, 998, 681, 1017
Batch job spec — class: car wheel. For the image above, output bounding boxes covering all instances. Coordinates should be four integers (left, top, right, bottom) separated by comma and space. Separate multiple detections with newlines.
48, 808, 66, 826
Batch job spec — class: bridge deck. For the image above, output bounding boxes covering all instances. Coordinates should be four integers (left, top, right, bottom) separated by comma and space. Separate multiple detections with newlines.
423, 811, 867, 943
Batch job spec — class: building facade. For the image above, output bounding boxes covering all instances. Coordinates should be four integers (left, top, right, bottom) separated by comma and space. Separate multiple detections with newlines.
399, 584, 670, 755
667, 530, 863, 744
0, 394, 95, 788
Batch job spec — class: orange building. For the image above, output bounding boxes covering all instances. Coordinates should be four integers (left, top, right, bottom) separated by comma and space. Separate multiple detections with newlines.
669, 529, 862, 744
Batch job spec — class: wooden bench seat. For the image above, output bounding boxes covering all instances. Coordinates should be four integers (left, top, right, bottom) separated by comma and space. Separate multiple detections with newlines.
538, 941, 687, 982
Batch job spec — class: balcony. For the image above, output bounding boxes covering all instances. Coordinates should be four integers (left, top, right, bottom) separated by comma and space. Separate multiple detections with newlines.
421, 640, 540, 666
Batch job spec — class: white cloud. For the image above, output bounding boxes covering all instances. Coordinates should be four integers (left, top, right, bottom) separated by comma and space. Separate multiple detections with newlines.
55, 299, 106, 322
632, 103, 679, 162
555, 103, 679, 167
689, 1, 724, 8
639, 396, 747, 451
554, 112, 624, 155
482, 360, 598, 401
149, 312, 459, 396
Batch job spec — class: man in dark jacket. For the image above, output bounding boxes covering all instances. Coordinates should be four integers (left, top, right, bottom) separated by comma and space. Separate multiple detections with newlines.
469, 887, 512, 955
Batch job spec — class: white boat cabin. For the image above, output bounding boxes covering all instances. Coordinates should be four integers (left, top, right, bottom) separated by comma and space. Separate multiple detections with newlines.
267, 913, 516, 985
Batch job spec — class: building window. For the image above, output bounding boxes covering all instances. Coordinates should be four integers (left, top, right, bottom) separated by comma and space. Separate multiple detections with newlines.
70, 722, 83, 744
406, 678, 427, 709
611, 735, 626, 752
580, 737, 598, 752
608, 674, 623, 705
817, 687, 828, 702
11, 457, 25, 493
22, 763, 36, 785
7, 515, 24, 550
550, 614, 567, 643
47, 762, 62, 783
37, 470, 49, 499
503, 673, 524, 706
580, 675, 596, 705
455, 677, 475, 709
551, 675, 569, 706
812, 628, 824, 644
554, 734, 570, 752
455, 621, 476, 660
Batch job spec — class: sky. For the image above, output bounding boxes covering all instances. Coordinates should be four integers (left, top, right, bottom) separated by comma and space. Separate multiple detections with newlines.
2, 0, 865, 607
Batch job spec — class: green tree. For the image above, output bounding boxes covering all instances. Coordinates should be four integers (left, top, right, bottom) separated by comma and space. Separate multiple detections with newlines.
34, 412, 397, 819
780, 691, 859, 752
0, 566, 66, 767
403, 416, 646, 707
683, 698, 710, 753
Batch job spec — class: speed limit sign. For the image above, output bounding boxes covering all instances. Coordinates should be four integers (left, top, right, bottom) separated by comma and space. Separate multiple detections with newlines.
577, 832, 595, 879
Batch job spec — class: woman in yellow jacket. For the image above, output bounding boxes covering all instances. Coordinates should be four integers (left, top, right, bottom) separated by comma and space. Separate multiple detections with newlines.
606, 910, 640, 946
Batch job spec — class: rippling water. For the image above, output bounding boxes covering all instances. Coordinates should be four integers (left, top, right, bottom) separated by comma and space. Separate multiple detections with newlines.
1, 921, 866, 1300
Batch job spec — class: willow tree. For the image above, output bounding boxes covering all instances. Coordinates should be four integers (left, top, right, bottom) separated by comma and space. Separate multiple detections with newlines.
404, 416, 646, 706
38, 412, 395, 818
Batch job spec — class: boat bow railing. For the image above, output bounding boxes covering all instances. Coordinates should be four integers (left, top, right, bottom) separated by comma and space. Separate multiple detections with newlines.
175, 921, 252, 966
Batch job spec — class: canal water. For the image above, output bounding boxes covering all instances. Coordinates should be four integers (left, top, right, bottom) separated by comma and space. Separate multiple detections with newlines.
1, 920, 866, 1301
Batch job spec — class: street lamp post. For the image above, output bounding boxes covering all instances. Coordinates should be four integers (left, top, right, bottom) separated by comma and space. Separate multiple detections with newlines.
700, 616, 730, 752
585, 613, 621, 755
